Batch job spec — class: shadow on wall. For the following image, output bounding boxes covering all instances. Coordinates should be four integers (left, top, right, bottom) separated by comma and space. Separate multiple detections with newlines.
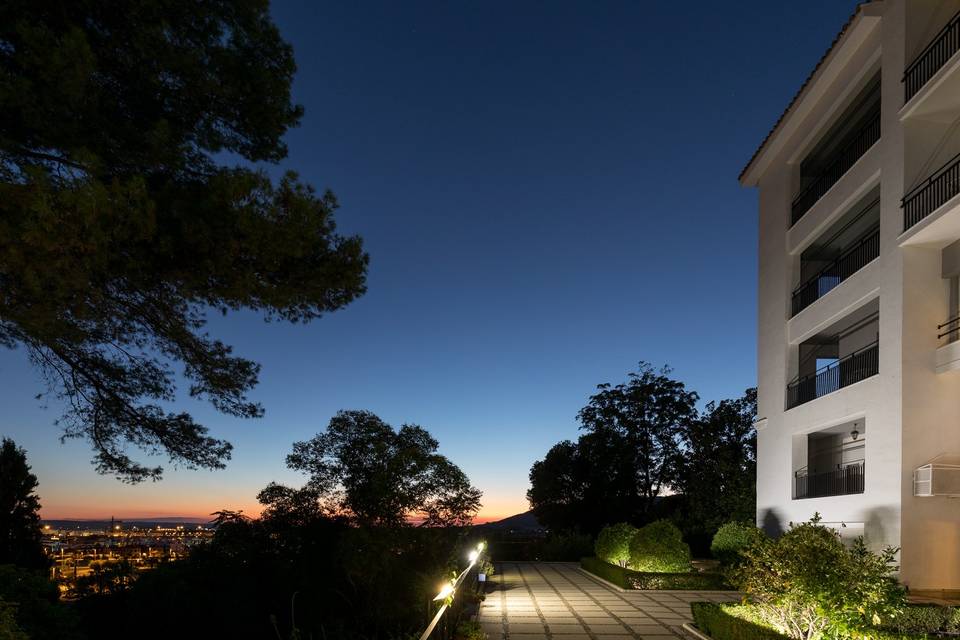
760, 508, 785, 538
864, 505, 898, 552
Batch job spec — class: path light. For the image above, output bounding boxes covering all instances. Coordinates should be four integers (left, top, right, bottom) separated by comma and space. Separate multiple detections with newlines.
468, 549, 479, 563
433, 580, 455, 601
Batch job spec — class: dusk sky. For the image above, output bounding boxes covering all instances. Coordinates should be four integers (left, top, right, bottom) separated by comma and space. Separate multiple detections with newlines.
0, 1, 856, 522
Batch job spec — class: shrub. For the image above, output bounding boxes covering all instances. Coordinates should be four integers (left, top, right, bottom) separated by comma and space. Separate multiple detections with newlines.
455, 620, 487, 640
711, 522, 764, 566
580, 557, 730, 591
691, 602, 788, 640
628, 571, 728, 590
595, 523, 637, 567
729, 515, 905, 640
881, 604, 960, 635
628, 520, 690, 573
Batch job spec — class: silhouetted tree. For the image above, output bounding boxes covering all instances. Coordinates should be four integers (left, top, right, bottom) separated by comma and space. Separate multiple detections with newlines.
260, 410, 483, 527
0, 0, 369, 482
0, 439, 47, 570
528, 363, 698, 533
675, 388, 757, 547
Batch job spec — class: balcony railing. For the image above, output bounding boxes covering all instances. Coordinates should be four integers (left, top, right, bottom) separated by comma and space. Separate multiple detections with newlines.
904, 9, 960, 102
903, 152, 960, 231
795, 461, 865, 499
786, 341, 879, 410
791, 112, 881, 226
938, 315, 960, 342
791, 225, 880, 316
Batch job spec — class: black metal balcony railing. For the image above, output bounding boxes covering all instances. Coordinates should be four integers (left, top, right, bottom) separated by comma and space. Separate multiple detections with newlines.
904, 9, 960, 102
795, 461, 865, 499
791, 112, 881, 226
903, 152, 960, 231
786, 341, 879, 410
938, 315, 960, 342
791, 226, 880, 316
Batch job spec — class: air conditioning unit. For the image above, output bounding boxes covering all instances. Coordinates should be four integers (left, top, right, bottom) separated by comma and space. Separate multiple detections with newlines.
914, 455, 960, 497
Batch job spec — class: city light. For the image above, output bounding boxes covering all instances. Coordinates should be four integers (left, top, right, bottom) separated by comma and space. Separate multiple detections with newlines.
468, 549, 479, 563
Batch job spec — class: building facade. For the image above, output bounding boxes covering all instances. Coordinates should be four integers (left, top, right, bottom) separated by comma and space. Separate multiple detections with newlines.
741, 1, 960, 594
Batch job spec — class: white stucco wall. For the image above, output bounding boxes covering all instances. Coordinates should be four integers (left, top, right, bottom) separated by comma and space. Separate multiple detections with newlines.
748, 0, 960, 591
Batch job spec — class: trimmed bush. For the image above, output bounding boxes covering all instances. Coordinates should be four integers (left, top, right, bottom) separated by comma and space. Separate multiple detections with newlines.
581, 556, 631, 588
628, 571, 728, 590
690, 602, 938, 640
711, 522, 764, 566
580, 557, 730, 591
691, 602, 787, 640
628, 520, 691, 573
595, 523, 637, 568
881, 604, 960, 635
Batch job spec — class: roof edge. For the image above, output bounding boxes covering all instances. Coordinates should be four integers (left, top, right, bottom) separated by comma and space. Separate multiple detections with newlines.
738, 2, 881, 185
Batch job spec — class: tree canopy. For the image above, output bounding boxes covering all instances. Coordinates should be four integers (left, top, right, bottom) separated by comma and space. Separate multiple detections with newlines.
529, 363, 697, 533
0, 439, 47, 570
0, 0, 369, 481
528, 366, 757, 543
259, 410, 483, 527
675, 388, 757, 541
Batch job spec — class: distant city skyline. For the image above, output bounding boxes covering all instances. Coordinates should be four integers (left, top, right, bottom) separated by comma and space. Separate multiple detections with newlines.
0, 1, 858, 522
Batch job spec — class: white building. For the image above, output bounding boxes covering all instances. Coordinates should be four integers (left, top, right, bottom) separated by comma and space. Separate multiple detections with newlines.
741, 1, 960, 595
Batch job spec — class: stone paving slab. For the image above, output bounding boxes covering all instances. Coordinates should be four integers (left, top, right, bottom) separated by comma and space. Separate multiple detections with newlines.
478, 562, 739, 639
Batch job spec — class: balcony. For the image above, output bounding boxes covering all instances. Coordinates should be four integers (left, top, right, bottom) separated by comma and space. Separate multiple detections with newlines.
787, 341, 879, 410
795, 461, 865, 499
791, 111, 881, 226
791, 226, 880, 316
904, 9, 960, 103
903, 152, 960, 232
936, 315, 960, 374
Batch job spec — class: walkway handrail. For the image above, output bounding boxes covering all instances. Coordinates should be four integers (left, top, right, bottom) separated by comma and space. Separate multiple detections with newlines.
418, 542, 486, 640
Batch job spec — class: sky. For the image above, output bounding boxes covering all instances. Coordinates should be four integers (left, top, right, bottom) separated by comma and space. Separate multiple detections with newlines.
0, 1, 859, 522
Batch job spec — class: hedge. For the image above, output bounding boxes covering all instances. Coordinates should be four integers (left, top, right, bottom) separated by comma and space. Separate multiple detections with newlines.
690, 602, 943, 640
580, 557, 730, 591
691, 603, 787, 640
881, 604, 960, 636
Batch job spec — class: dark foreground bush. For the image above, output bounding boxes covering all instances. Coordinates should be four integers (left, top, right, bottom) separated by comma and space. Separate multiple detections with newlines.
580, 557, 729, 591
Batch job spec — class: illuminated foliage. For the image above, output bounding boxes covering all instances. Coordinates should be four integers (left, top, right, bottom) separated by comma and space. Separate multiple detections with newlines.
594, 523, 637, 568
0, 0, 368, 481
729, 515, 904, 640
711, 521, 764, 567
627, 519, 690, 573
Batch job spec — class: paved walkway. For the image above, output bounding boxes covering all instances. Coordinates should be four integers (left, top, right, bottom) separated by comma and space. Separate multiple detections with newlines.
477, 562, 738, 640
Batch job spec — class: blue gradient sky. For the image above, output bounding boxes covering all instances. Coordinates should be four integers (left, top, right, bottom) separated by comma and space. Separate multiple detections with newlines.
0, 1, 856, 521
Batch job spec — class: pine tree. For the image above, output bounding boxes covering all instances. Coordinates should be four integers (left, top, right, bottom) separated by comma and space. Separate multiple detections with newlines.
0, 439, 47, 570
